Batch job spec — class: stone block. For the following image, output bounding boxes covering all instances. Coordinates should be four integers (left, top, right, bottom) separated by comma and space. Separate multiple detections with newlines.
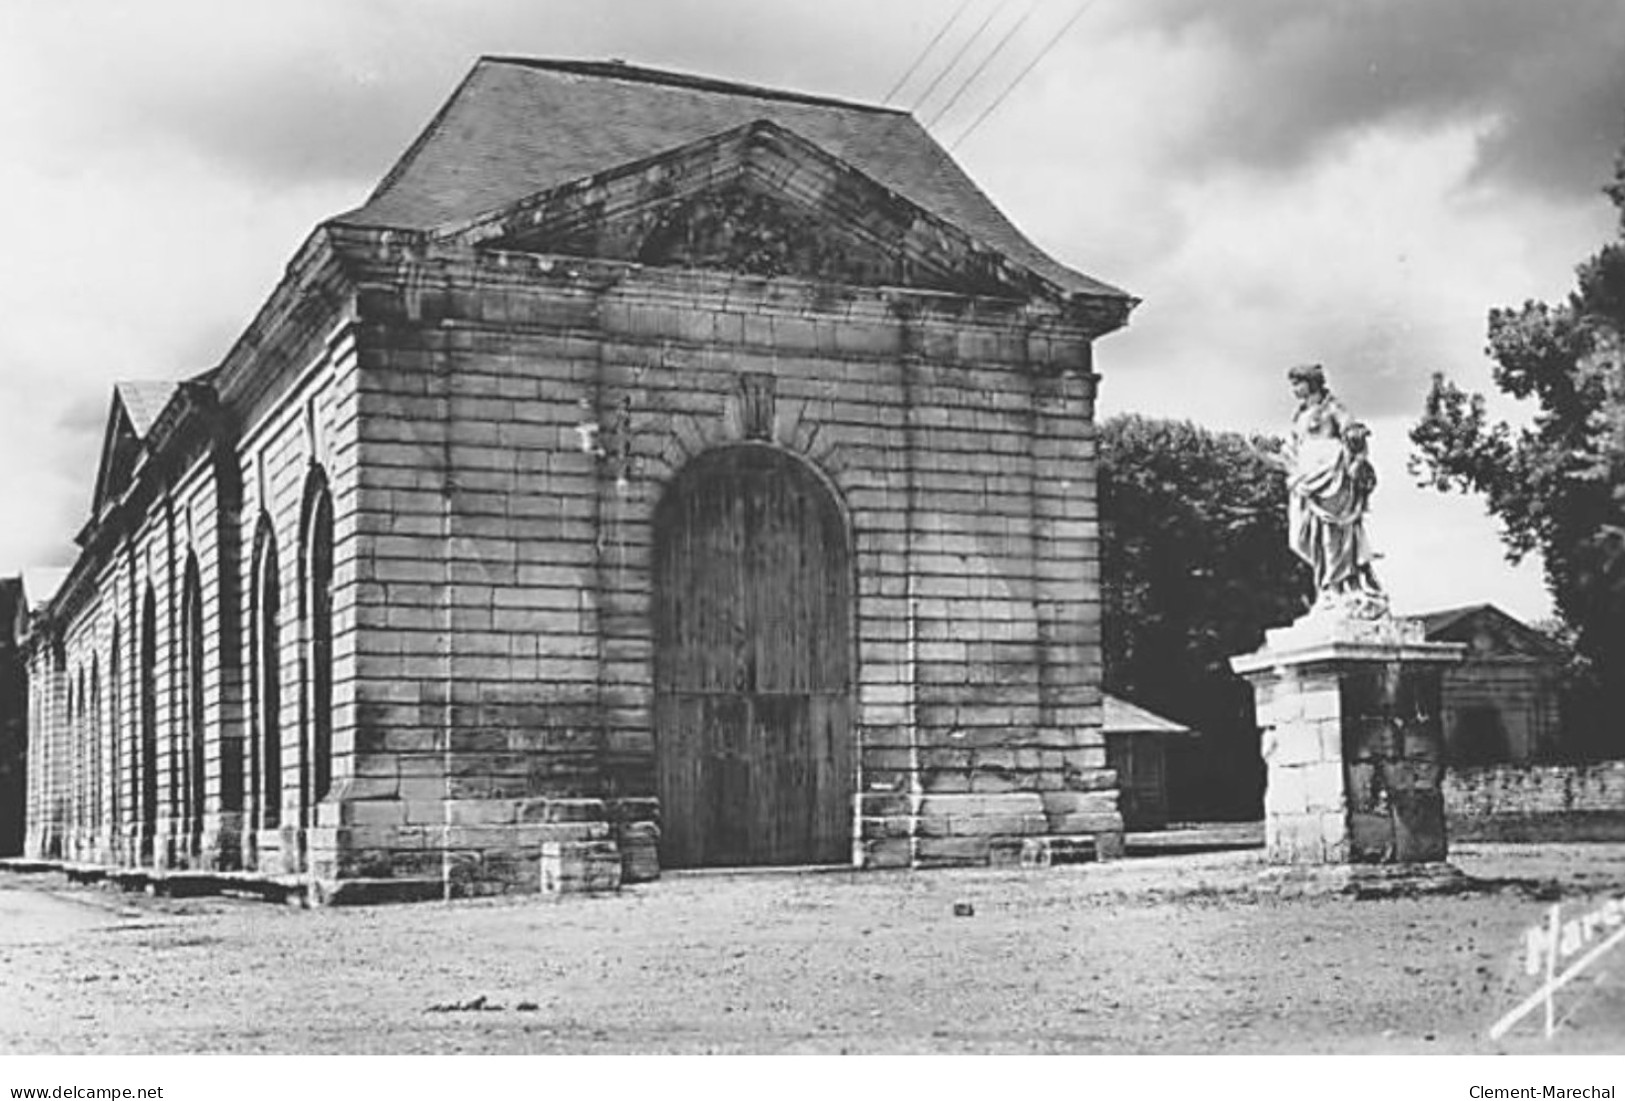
404, 799, 452, 825
1267, 690, 1304, 725
1266, 816, 1323, 864
336, 776, 401, 800
1390, 790, 1446, 863
1270, 720, 1329, 768
1046, 812, 1123, 835
1300, 687, 1341, 722
540, 822, 615, 845
1020, 836, 1098, 868
1300, 761, 1346, 812
859, 837, 912, 869
616, 822, 661, 884
540, 799, 609, 824
1265, 766, 1307, 817
949, 813, 1049, 837
446, 799, 518, 826
987, 837, 1026, 868
1318, 812, 1350, 862
860, 816, 912, 840
1041, 790, 1118, 817
1035, 727, 1077, 749
335, 800, 408, 827
1061, 767, 1117, 792
916, 793, 1044, 819
919, 770, 971, 793
1348, 810, 1392, 861
913, 836, 990, 867
605, 798, 660, 825
968, 770, 1024, 794
858, 792, 910, 818
540, 840, 622, 894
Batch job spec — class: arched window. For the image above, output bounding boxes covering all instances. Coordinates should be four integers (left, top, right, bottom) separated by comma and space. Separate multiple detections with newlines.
300, 470, 335, 820
109, 624, 122, 849
79, 669, 88, 839
251, 522, 282, 832
51, 645, 64, 859
90, 654, 101, 838
139, 588, 158, 865
182, 557, 206, 855
70, 669, 82, 842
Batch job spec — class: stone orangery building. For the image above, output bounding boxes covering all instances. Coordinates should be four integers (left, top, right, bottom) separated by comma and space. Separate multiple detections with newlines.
21, 58, 1136, 900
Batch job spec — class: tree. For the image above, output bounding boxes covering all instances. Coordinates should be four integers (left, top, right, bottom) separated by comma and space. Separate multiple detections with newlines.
1410, 156, 1625, 756
1100, 414, 1312, 820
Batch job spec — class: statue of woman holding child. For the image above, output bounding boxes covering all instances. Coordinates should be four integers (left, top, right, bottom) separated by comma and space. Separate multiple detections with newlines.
1283, 364, 1384, 613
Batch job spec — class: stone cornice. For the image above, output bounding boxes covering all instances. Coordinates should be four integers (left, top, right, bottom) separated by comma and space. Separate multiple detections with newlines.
1232, 638, 1467, 677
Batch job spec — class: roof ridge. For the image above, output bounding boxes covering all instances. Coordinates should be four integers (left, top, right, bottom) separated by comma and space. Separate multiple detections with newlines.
478, 55, 907, 116
341, 56, 1136, 307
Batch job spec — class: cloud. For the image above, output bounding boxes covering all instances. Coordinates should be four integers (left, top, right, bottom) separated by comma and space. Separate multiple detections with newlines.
1, 5, 440, 187
1120, 0, 1625, 198
0, 0, 924, 190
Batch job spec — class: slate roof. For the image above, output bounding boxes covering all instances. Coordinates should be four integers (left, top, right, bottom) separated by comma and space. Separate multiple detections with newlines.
1414, 603, 1565, 658
1103, 694, 1192, 736
340, 57, 1129, 300
114, 381, 178, 439
1415, 603, 1489, 638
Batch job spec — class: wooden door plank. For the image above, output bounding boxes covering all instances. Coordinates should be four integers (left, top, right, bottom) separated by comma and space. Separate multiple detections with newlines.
654, 447, 854, 868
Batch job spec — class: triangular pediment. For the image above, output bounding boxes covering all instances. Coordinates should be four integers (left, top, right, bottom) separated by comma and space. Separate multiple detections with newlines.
1420, 604, 1564, 659
91, 405, 141, 522
435, 121, 1076, 301
90, 383, 174, 523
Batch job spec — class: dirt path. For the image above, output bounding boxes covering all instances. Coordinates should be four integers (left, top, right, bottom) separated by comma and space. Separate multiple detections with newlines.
1, 846, 1621, 1054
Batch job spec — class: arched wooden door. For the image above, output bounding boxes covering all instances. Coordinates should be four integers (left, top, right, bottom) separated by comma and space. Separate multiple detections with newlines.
653, 445, 853, 868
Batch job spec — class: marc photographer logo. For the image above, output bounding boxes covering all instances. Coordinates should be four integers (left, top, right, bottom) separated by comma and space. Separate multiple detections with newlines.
1489, 892, 1625, 1041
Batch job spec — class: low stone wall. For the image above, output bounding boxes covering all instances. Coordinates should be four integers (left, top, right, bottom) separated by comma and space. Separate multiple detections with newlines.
1445, 761, 1625, 842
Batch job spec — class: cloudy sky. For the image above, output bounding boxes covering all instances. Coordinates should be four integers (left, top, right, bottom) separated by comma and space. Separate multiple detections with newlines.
3, 0, 1623, 621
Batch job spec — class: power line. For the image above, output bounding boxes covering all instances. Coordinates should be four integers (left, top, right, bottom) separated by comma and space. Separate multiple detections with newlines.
949, 0, 1100, 151
923, 0, 1039, 130
909, 1, 1005, 115
884, 0, 978, 105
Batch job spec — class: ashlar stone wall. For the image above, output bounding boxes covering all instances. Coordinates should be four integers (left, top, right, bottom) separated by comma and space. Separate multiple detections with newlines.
328, 234, 1118, 893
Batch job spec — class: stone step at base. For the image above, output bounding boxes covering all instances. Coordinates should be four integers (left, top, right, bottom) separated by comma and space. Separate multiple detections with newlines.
0, 858, 62, 874
62, 864, 109, 884
313, 877, 445, 906
1017, 835, 1099, 868
1125, 822, 1264, 854
1259, 860, 1473, 900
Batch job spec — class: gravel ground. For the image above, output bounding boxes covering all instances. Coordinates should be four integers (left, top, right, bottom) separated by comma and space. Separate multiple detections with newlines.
2, 844, 1623, 1055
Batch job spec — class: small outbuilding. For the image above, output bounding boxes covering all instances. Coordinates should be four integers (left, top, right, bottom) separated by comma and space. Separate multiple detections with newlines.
1103, 694, 1190, 831
1415, 604, 1566, 765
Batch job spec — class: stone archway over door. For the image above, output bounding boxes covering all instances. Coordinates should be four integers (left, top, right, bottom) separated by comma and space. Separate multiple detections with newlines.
653, 445, 853, 868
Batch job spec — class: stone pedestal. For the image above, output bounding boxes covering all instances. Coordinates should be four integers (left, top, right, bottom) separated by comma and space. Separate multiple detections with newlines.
1231, 608, 1465, 867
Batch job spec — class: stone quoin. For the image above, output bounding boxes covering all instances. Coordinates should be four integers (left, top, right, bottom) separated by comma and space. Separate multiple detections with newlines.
19, 58, 1137, 900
